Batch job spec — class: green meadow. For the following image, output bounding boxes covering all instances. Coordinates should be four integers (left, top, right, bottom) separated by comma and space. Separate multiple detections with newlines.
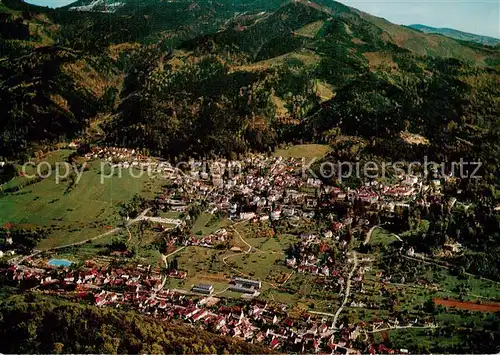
0, 157, 164, 249
273, 144, 331, 159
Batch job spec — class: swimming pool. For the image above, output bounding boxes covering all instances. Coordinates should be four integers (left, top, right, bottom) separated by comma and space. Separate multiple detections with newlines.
48, 258, 73, 267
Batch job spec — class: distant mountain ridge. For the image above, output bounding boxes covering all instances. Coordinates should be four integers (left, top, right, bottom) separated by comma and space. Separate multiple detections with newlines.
408, 24, 500, 46
1, 0, 499, 169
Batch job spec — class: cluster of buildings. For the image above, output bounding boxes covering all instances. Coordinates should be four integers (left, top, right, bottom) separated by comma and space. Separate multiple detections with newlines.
187, 228, 230, 248
80, 148, 448, 232
12, 270, 360, 352
2, 260, 358, 353
4, 254, 424, 354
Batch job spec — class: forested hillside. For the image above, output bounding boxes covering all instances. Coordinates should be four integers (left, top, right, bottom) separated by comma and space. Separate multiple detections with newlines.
0, 293, 271, 354
0, 0, 499, 181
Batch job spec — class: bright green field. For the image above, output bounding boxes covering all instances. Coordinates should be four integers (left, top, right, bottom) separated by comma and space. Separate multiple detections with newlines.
0, 159, 165, 249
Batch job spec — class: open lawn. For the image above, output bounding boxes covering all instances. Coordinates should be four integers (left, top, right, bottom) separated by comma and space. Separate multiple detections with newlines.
1, 150, 74, 193
314, 80, 335, 102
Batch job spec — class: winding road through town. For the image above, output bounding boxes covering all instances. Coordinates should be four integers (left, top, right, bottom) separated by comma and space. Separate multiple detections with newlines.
332, 251, 358, 329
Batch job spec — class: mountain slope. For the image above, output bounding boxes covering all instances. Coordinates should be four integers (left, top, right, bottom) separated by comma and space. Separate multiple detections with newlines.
409, 24, 500, 46
354, 10, 499, 65
61, 0, 500, 65
178, 0, 500, 66
0, 1, 125, 158
1, 0, 499, 182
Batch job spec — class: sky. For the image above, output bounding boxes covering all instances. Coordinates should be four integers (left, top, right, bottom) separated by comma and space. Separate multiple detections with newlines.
337, 0, 499, 38
25, 0, 500, 38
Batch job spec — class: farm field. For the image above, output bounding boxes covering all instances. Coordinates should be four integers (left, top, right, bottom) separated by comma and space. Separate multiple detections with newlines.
0, 158, 166, 249
273, 144, 331, 159
434, 298, 500, 312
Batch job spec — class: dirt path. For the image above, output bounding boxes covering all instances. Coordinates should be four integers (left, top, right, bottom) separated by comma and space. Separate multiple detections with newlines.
51, 208, 151, 251
163, 246, 186, 260
281, 270, 295, 286
363, 226, 378, 245
391, 233, 402, 242
309, 310, 336, 317
230, 225, 253, 253
126, 225, 133, 242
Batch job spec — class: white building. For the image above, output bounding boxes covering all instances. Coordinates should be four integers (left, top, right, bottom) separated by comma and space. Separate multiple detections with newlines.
239, 212, 256, 221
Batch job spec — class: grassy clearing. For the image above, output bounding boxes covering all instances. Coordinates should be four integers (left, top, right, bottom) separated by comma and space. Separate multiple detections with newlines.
295, 20, 325, 38
234, 49, 320, 72
314, 80, 335, 102
1, 150, 74, 193
235, 223, 297, 251
167, 231, 300, 303
273, 144, 330, 159
159, 211, 182, 219
230, 252, 284, 280
165, 246, 233, 293
174, 247, 224, 275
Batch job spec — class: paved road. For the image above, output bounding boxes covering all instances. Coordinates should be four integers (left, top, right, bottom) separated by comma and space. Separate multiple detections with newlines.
155, 246, 187, 293
332, 251, 358, 329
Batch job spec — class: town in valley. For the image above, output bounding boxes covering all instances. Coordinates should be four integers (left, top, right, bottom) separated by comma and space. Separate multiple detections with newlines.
2, 144, 499, 354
